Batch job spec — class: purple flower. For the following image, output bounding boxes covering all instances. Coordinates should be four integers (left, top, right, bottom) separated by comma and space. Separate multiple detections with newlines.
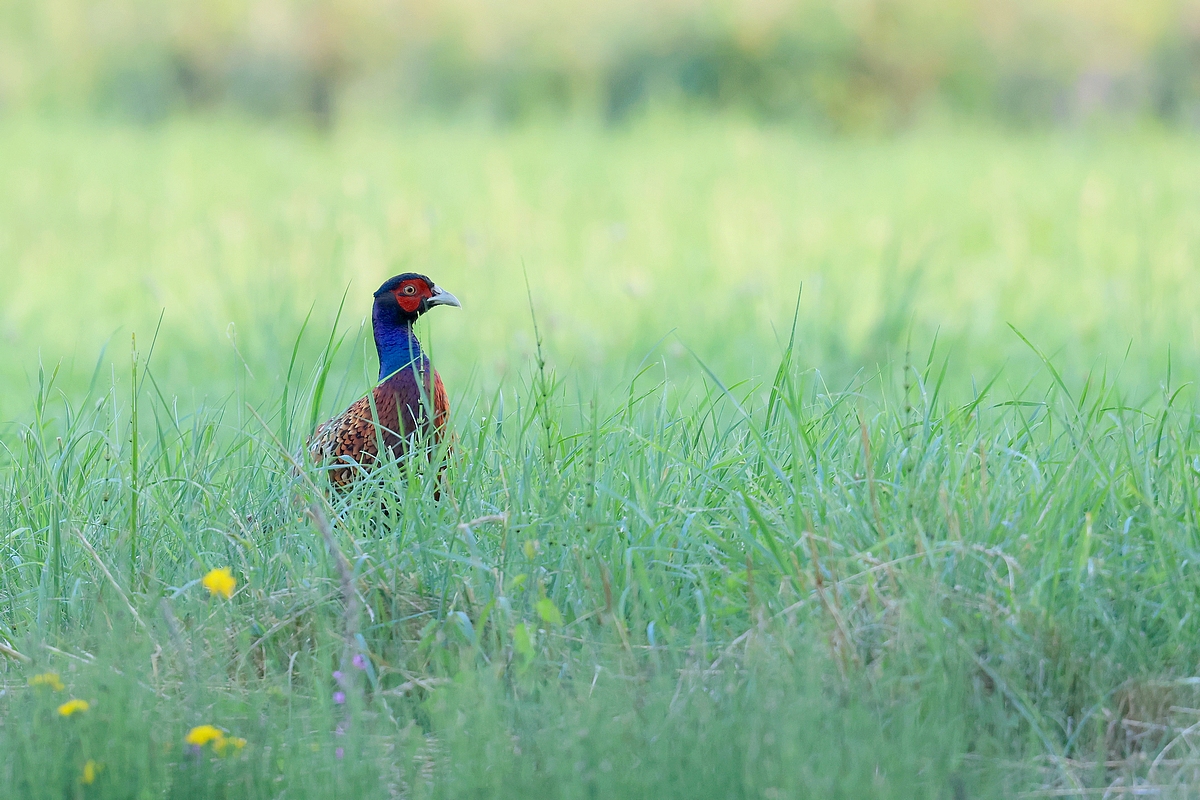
352, 654, 367, 670
332, 670, 344, 683
335, 747, 344, 760
333, 691, 346, 705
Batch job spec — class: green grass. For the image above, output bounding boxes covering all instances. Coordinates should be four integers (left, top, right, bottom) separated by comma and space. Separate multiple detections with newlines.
3, 117, 1200, 798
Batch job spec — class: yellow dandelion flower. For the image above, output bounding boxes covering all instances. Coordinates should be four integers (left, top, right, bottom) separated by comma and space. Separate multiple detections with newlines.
80, 759, 100, 785
57, 698, 90, 717
185, 724, 225, 747
215, 736, 246, 756
202, 567, 236, 599
29, 672, 65, 691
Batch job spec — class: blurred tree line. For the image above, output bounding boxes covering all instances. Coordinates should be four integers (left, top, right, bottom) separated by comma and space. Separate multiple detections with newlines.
1, 0, 1198, 130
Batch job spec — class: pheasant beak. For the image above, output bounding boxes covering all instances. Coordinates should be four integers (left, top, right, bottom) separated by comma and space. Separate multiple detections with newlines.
427, 286, 461, 309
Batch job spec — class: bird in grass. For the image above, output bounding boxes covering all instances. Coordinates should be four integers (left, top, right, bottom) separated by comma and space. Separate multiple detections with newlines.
309, 273, 460, 488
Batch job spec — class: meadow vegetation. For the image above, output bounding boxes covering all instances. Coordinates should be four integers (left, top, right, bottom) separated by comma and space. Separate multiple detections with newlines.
2, 118, 1200, 797
4, 0, 1200, 129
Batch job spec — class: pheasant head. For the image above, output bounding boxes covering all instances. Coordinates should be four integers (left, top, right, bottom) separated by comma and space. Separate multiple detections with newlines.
372, 273, 460, 380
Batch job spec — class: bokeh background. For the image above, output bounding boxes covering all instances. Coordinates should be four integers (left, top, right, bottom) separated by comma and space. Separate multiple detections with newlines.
5, 0, 1200, 128
1, 0, 1199, 415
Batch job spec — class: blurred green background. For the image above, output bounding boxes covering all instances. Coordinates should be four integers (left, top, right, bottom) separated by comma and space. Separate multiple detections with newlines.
2, 1, 1199, 407
7, 0, 1200, 438
4, 121, 1199, 417
3, 0, 1200, 129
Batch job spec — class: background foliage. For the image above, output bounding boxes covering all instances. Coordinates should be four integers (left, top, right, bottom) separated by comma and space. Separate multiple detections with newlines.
3, 0, 1200, 128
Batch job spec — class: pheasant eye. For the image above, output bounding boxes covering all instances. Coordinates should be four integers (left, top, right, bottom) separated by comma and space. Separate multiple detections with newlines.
402, 285, 416, 295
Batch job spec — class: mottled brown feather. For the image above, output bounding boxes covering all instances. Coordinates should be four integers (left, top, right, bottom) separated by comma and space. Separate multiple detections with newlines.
309, 362, 450, 488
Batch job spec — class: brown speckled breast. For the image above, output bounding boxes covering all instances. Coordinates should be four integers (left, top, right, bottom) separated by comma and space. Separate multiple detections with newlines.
309, 363, 450, 487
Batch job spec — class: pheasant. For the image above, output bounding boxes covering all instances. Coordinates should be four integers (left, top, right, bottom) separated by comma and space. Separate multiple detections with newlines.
309, 273, 460, 487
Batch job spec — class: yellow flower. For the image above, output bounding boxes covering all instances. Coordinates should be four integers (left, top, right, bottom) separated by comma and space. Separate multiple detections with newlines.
80, 759, 100, 785
29, 672, 65, 691
185, 724, 245, 756
57, 698, 90, 717
185, 724, 225, 747
202, 567, 236, 599
215, 736, 246, 756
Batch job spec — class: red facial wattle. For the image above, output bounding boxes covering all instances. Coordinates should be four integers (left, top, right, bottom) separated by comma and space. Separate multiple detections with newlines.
392, 281, 432, 313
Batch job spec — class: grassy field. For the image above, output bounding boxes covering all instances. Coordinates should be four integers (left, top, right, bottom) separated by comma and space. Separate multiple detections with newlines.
2, 118, 1200, 798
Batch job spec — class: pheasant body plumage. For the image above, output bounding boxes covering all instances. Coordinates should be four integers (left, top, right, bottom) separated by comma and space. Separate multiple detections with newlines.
309, 273, 458, 487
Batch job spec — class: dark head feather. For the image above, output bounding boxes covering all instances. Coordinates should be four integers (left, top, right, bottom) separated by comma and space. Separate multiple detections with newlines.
375, 273, 434, 297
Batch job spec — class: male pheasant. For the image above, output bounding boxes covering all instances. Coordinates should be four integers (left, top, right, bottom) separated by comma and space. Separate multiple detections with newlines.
309, 273, 460, 487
